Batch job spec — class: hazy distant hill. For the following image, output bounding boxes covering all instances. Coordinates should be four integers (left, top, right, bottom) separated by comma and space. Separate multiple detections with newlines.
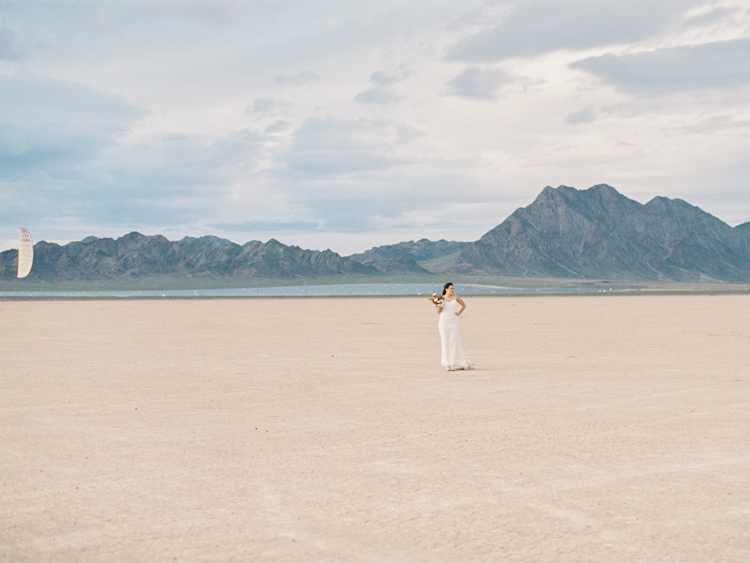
0, 232, 376, 281
446, 184, 750, 282
347, 239, 471, 274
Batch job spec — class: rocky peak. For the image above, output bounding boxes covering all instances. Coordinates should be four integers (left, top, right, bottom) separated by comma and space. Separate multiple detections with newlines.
453, 184, 750, 281
179, 235, 233, 248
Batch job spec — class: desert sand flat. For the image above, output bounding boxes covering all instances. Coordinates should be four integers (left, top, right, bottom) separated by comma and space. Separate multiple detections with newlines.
1, 294, 750, 562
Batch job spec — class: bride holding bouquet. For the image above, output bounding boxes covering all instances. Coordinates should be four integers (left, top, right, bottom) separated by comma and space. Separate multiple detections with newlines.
433, 282, 474, 371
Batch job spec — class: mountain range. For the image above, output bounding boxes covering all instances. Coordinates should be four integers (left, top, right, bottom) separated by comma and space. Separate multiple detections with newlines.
0, 232, 376, 282
370, 184, 750, 282
3, 184, 750, 283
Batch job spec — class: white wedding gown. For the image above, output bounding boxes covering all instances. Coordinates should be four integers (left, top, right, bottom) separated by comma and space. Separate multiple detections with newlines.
439, 299, 473, 370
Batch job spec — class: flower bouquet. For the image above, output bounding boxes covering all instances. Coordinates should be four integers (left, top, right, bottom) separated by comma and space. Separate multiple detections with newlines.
429, 293, 444, 312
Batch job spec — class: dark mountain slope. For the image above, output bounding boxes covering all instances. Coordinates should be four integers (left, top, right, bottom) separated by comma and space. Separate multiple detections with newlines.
348, 239, 470, 274
449, 184, 750, 281
0, 232, 376, 281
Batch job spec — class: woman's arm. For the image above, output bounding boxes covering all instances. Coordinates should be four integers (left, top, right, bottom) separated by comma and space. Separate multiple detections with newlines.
455, 296, 466, 316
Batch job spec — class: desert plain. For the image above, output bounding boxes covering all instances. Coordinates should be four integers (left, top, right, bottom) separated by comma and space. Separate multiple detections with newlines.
1, 293, 750, 562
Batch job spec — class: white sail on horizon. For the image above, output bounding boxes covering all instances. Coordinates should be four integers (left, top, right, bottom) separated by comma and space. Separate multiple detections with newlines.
17, 228, 33, 279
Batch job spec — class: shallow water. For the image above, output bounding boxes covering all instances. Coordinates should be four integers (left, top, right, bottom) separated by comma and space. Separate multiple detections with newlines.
0, 283, 611, 299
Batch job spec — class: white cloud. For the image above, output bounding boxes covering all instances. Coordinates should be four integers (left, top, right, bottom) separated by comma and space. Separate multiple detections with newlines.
249, 98, 290, 115
274, 71, 321, 85
446, 0, 705, 62
571, 37, 750, 94
0, 28, 24, 60
264, 120, 292, 134
1, 0, 749, 253
369, 70, 412, 87
441, 67, 510, 100
354, 88, 403, 104
283, 116, 414, 176
0, 73, 146, 179
354, 69, 413, 104
565, 105, 598, 124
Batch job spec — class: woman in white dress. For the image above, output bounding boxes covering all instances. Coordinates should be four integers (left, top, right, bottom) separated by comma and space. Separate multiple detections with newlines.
437, 282, 474, 371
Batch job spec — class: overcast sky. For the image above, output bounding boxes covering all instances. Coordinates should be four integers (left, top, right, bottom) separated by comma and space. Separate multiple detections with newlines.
2, 0, 749, 254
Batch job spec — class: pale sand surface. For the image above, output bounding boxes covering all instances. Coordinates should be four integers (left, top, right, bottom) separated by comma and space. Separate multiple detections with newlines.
2, 295, 749, 562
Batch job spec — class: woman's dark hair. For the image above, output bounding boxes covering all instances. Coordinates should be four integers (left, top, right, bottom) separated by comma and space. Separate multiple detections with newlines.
442, 282, 454, 296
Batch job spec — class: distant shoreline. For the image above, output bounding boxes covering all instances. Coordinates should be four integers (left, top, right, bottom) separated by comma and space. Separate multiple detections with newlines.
2, 283, 750, 301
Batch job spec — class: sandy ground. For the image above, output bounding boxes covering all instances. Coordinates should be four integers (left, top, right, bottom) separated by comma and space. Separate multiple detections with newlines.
1, 294, 749, 562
